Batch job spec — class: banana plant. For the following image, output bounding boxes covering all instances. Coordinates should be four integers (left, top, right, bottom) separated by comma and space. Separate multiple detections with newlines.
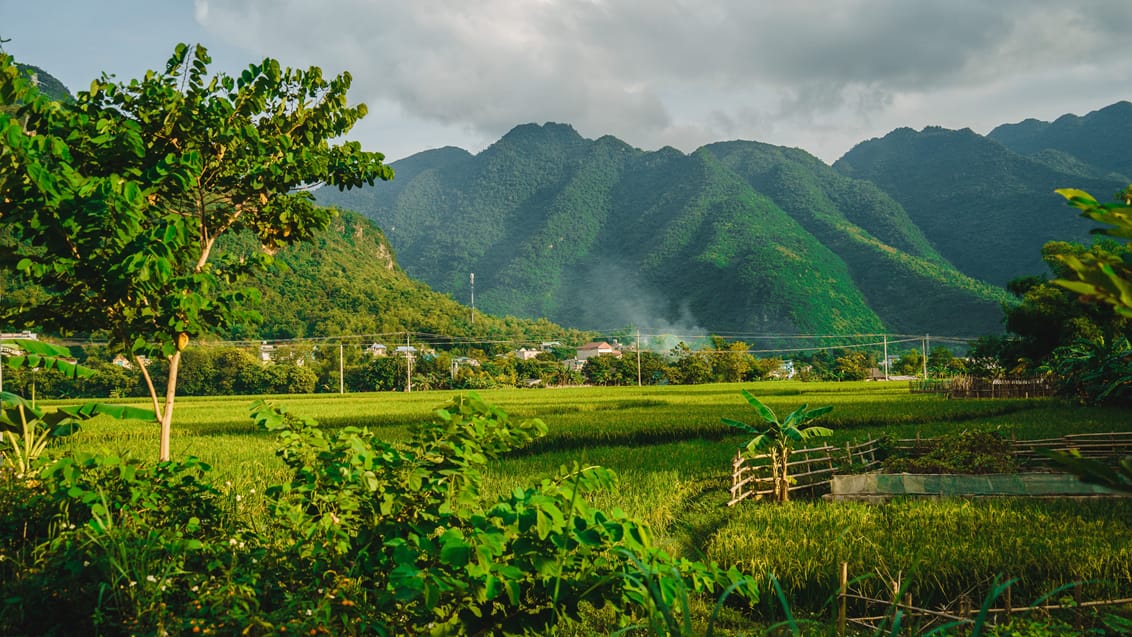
1, 337, 94, 404
0, 390, 155, 478
0, 339, 154, 477
723, 390, 833, 502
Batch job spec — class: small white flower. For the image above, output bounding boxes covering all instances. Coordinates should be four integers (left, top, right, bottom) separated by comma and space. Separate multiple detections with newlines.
191, 586, 199, 593
249, 488, 255, 494
229, 538, 238, 546
83, 560, 90, 567
146, 575, 157, 583
305, 610, 312, 617
129, 580, 137, 588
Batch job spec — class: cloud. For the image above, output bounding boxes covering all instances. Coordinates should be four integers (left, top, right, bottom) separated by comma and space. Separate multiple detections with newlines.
191, 0, 1132, 162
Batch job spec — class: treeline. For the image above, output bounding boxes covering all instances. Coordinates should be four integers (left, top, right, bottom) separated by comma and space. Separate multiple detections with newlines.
9, 337, 975, 401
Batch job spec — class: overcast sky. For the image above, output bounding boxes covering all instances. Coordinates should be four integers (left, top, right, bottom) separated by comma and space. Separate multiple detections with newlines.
3, 0, 1130, 165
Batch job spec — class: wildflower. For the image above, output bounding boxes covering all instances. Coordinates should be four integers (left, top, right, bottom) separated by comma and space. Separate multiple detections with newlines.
147, 575, 158, 583
229, 538, 238, 546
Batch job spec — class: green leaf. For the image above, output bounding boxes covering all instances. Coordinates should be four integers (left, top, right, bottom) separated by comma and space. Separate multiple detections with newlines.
739, 390, 777, 424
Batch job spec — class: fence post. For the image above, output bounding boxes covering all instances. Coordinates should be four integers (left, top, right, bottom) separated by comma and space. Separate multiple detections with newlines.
959, 594, 972, 636
1004, 578, 1012, 619
838, 561, 848, 637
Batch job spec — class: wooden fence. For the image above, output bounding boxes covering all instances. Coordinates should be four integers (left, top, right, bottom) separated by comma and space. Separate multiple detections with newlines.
908, 377, 1056, 399
835, 561, 1132, 635
730, 433, 1132, 506
893, 431, 1132, 467
728, 439, 882, 506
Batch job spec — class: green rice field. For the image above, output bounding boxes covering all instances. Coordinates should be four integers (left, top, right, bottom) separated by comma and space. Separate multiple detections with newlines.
45, 381, 1132, 628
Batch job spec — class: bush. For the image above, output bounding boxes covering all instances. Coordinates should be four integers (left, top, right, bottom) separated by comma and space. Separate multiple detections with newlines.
883, 430, 1020, 474
0, 394, 757, 635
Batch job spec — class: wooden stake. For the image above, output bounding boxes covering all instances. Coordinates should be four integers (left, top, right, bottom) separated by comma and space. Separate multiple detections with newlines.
838, 561, 848, 637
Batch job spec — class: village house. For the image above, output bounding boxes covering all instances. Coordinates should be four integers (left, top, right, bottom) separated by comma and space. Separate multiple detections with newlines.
515, 347, 541, 361
576, 341, 618, 361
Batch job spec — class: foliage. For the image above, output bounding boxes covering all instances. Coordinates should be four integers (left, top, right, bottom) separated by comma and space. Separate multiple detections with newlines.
882, 429, 1021, 475
1044, 337, 1132, 406
1042, 448, 1132, 495
1054, 187, 1132, 317
0, 44, 392, 460
0, 393, 758, 635
722, 390, 833, 502
1002, 241, 1131, 371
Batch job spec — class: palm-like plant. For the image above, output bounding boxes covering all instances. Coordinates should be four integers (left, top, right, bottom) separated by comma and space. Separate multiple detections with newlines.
723, 390, 833, 502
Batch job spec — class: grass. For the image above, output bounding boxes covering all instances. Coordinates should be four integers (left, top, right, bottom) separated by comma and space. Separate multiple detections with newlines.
39, 380, 1132, 629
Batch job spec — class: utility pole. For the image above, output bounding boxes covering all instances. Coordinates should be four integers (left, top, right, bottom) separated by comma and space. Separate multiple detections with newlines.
339, 343, 344, 395
636, 329, 642, 387
922, 334, 929, 380
470, 273, 475, 326
883, 334, 889, 381
405, 332, 412, 393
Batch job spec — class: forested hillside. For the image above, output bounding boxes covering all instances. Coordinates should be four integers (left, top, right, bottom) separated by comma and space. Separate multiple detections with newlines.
833, 125, 1125, 286
988, 101, 1132, 179
228, 209, 592, 345
318, 124, 1009, 336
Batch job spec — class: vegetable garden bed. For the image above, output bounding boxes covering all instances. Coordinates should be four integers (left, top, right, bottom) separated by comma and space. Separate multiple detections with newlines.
829, 471, 1128, 502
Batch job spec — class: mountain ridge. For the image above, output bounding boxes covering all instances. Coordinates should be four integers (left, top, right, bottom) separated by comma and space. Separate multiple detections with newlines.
317, 121, 1023, 336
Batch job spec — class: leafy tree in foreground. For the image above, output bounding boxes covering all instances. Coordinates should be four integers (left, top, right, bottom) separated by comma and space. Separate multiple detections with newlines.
1054, 187, 1132, 316
1044, 186, 1132, 495
0, 45, 392, 460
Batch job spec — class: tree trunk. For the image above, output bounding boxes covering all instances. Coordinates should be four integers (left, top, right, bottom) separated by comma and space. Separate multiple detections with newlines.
779, 449, 791, 503
159, 349, 182, 461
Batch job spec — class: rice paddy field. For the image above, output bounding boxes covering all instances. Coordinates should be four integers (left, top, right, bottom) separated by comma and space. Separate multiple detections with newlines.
47, 381, 1132, 629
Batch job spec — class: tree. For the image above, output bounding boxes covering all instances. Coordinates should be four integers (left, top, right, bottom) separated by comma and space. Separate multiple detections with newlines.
893, 348, 924, 376
0, 45, 392, 460
581, 353, 619, 385
833, 349, 873, 381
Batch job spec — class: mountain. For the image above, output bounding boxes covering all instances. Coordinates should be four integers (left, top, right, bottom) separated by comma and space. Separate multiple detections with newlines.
227, 209, 591, 345
988, 101, 1132, 179
834, 125, 1125, 286
13, 63, 72, 102
317, 124, 1009, 337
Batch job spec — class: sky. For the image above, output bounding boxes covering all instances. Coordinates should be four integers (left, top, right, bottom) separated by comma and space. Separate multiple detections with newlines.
2, 0, 1131, 165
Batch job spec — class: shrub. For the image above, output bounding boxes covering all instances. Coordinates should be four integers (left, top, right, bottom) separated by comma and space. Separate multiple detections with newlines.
0, 393, 757, 635
883, 429, 1020, 474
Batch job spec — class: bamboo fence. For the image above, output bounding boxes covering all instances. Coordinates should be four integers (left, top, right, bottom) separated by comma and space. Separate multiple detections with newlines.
730, 433, 1132, 505
835, 561, 1132, 635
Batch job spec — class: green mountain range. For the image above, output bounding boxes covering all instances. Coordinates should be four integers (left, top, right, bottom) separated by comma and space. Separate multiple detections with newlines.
11, 59, 1130, 343
834, 119, 1126, 286
988, 101, 1132, 178
317, 124, 1012, 337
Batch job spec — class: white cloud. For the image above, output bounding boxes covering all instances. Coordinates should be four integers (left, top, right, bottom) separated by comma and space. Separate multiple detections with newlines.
4, 0, 1130, 163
